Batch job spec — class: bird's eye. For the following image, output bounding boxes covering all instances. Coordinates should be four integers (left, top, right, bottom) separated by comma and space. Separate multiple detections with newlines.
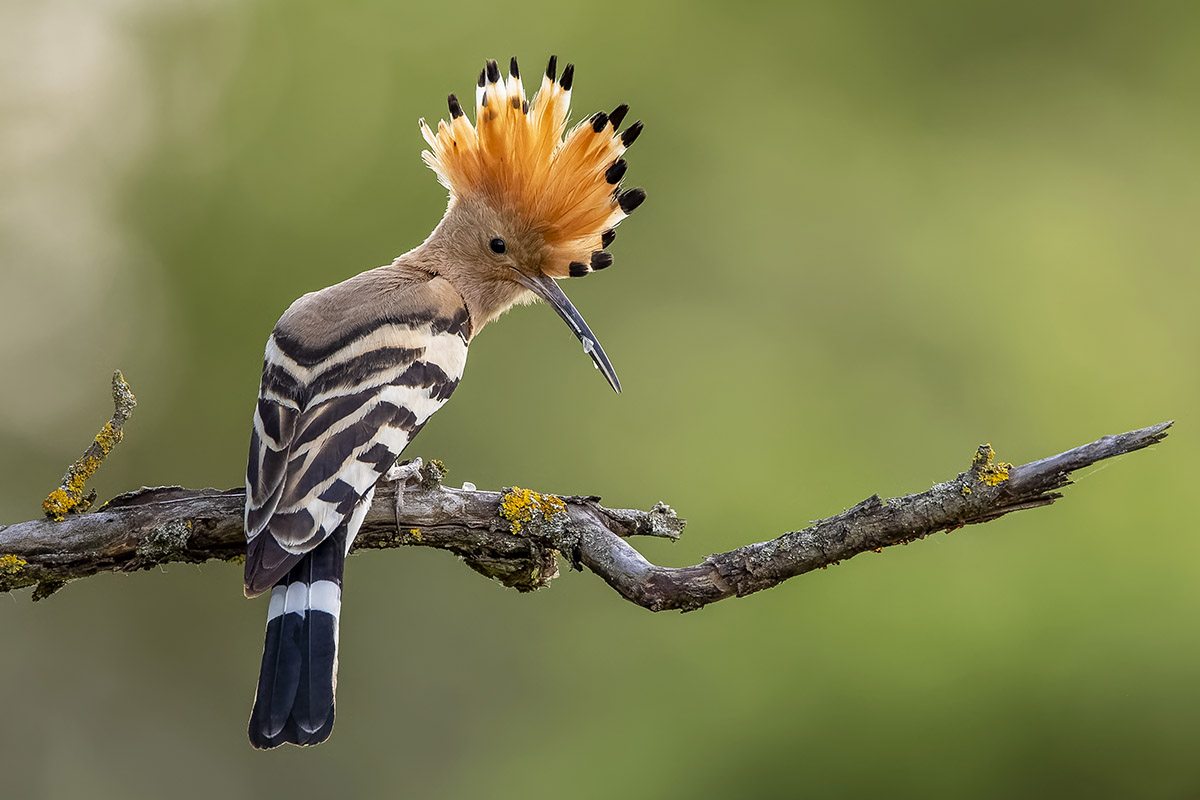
489, 237, 506, 254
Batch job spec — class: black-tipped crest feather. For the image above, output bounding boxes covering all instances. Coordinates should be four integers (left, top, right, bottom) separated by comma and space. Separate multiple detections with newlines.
420, 55, 644, 279
608, 104, 629, 130
621, 121, 643, 147
605, 159, 627, 185
618, 188, 646, 213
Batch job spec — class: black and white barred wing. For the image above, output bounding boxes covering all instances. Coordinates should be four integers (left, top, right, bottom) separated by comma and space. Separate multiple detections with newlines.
244, 300, 469, 597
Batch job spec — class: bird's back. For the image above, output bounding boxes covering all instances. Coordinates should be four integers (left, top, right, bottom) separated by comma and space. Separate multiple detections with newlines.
244, 266, 471, 595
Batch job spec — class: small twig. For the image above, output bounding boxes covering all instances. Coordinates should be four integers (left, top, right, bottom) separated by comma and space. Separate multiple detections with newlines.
41, 370, 136, 520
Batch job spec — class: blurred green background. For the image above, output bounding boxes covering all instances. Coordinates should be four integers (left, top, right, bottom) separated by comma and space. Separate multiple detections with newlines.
2, 1, 1197, 797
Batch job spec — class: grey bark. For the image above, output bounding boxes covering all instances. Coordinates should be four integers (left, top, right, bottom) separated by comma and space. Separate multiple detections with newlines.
0, 414, 1172, 609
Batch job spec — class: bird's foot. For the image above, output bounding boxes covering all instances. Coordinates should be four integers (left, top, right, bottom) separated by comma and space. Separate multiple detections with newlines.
385, 457, 424, 521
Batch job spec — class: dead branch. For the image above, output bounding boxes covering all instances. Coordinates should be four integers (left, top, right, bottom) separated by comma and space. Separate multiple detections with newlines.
0, 376, 1172, 608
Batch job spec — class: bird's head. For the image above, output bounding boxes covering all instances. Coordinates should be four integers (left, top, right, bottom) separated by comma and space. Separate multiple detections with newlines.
419, 56, 645, 393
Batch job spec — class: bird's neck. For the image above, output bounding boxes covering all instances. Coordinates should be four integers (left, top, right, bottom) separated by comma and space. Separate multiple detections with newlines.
396, 221, 532, 340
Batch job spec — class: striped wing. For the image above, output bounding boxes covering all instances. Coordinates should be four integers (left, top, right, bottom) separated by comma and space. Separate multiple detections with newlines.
244, 284, 470, 596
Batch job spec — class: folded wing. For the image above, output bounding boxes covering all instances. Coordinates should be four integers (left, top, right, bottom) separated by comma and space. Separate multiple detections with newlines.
244, 276, 471, 596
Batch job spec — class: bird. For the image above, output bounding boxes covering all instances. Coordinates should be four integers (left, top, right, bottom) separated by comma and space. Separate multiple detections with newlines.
242, 55, 646, 749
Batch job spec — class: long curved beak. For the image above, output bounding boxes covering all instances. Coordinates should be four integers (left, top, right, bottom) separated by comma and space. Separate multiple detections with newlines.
516, 272, 622, 393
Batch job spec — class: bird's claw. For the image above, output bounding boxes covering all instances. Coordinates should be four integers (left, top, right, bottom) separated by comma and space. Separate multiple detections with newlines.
386, 457, 424, 521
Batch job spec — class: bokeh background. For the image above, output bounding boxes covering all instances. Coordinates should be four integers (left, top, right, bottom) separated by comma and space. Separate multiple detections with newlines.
2, 1, 1197, 797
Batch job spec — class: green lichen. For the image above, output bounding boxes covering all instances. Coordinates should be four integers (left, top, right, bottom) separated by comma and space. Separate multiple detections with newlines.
499, 486, 567, 536
972, 444, 1013, 487
420, 458, 448, 490
136, 519, 193, 561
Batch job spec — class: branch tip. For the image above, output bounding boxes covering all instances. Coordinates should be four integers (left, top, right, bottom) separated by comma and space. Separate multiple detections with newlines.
42, 370, 137, 520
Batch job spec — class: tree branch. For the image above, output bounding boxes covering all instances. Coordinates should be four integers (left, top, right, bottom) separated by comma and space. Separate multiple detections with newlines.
0, 376, 1172, 608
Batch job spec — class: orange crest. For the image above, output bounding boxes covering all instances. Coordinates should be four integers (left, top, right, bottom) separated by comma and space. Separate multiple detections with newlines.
420, 57, 645, 278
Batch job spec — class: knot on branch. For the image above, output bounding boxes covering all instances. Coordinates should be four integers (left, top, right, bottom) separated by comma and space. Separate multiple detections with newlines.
971, 443, 1013, 487
455, 486, 569, 591
458, 544, 560, 593
645, 501, 685, 539
420, 458, 448, 490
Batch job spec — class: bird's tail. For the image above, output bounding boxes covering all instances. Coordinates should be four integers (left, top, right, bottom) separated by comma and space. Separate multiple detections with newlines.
248, 528, 346, 749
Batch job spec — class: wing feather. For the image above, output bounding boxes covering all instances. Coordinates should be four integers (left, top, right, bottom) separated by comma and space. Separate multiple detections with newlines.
244, 277, 470, 596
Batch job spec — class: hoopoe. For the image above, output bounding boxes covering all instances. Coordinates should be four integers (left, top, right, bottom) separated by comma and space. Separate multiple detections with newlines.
243, 56, 645, 749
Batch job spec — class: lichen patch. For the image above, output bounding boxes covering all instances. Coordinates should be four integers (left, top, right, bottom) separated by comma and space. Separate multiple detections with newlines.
500, 486, 567, 536
0, 554, 27, 575
136, 519, 193, 561
972, 444, 1013, 487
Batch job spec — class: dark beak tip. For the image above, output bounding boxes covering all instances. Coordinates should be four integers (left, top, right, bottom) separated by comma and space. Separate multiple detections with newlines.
519, 271, 623, 395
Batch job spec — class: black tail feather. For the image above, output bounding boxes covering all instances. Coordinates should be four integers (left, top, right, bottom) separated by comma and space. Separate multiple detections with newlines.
248, 529, 346, 749
294, 603, 338, 734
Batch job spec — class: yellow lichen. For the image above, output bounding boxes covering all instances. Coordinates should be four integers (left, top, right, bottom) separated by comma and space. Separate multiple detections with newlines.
981, 464, 1011, 486
93, 421, 123, 455
499, 487, 567, 535
0, 554, 27, 575
972, 444, 1013, 487
961, 485, 972, 496
42, 489, 73, 520
42, 453, 104, 520
410, 528, 423, 542
42, 373, 135, 521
